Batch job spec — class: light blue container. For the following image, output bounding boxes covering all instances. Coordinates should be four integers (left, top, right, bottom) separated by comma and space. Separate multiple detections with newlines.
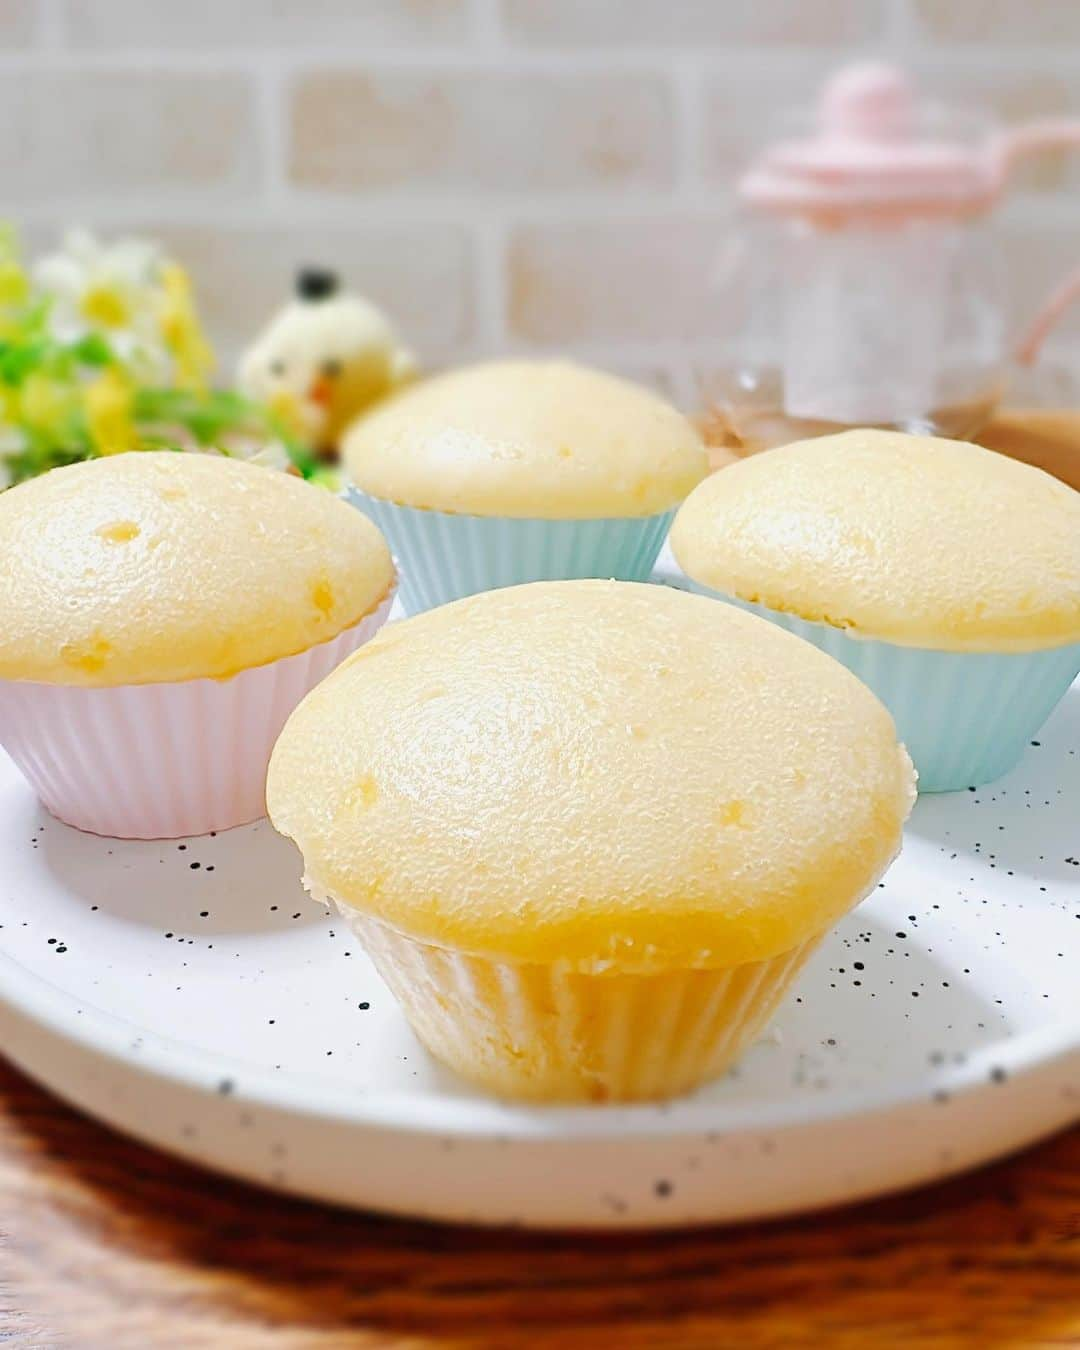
347, 488, 675, 615
687, 581, 1080, 792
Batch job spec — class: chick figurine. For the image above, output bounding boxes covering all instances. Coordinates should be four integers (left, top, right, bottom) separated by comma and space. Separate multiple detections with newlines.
239, 268, 416, 457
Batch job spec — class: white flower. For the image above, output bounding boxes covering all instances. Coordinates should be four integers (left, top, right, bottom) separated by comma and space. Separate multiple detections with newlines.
228, 437, 292, 472
34, 229, 170, 379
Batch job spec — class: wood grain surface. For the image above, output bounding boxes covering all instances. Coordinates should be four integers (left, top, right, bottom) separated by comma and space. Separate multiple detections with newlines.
0, 1059, 1076, 1349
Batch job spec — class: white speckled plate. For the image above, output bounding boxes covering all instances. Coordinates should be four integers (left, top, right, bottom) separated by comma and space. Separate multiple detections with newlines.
0, 615, 1078, 1229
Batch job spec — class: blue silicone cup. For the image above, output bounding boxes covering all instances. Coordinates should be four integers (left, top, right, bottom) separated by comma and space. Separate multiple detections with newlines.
347, 488, 675, 615
686, 581, 1080, 793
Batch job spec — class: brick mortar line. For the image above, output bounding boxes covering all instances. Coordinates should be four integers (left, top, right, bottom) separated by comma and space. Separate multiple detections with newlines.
471, 218, 508, 350
9, 196, 1080, 227
3, 50, 1078, 126
9, 46, 1080, 68
469, 0, 504, 48
33, 0, 64, 50
255, 58, 287, 209
888, 0, 920, 49
670, 57, 701, 197
6, 200, 733, 225
14, 47, 1075, 72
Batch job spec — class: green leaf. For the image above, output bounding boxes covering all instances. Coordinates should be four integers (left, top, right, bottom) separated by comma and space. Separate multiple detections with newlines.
0, 338, 49, 384
306, 464, 341, 491
69, 332, 115, 367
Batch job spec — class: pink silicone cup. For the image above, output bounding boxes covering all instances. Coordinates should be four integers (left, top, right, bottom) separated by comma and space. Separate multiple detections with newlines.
0, 587, 395, 839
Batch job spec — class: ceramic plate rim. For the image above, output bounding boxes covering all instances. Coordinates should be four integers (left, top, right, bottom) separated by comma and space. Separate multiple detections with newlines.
1, 919, 1076, 1142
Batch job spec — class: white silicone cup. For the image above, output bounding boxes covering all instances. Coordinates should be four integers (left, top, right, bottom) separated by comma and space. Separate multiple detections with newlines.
0, 588, 395, 839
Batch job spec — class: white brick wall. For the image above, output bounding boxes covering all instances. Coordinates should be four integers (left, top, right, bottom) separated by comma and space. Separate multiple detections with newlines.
7, 0, 1080, 404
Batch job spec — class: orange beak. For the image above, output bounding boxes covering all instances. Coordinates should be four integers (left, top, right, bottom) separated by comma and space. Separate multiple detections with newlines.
307, 375, 333, 408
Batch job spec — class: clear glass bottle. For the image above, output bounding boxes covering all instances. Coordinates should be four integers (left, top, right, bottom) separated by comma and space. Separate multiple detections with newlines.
702, 63, 1080, 454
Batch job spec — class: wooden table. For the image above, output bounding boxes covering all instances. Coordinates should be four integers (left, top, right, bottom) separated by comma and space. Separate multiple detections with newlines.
1, 1057, 1076, 1348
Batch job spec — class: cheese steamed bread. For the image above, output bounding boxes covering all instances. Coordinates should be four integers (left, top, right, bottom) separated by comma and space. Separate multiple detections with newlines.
0, 451, 394, 686
268, 580, 915, 1103
0, 452, 395, 839
341, 360, 708, 613
344, 359, 706, 518
671, 430, 1080, 791
671, 429, 1080, 653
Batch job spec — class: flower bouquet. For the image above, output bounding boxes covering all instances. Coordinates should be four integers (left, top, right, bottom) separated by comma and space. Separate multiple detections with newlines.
0, 227, 315, 488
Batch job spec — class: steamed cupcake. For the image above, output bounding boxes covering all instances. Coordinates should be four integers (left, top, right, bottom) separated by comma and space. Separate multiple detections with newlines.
671, 429, 1080, 792
342, 360, 707, 613
267, 581, 914, 1103
0, 452, 394, 838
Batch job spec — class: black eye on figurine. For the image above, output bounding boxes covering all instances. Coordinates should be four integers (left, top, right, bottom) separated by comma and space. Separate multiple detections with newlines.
296, 267, 340, 303
321, 358, 343, 380
270, 359, 287, 377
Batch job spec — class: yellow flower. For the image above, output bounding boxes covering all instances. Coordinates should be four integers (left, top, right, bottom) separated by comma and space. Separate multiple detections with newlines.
20, 373, 75, 439
0, 224, 27, 307
0, 383, 21, 425
0, 224, 30, 336
0, 260, 28, 309
85, 368, 137, 456
158, 263, 213, 392
80, 282, 131, 329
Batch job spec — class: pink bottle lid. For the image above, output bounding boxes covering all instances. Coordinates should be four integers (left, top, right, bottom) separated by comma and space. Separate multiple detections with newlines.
739, 62, 1080, 224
